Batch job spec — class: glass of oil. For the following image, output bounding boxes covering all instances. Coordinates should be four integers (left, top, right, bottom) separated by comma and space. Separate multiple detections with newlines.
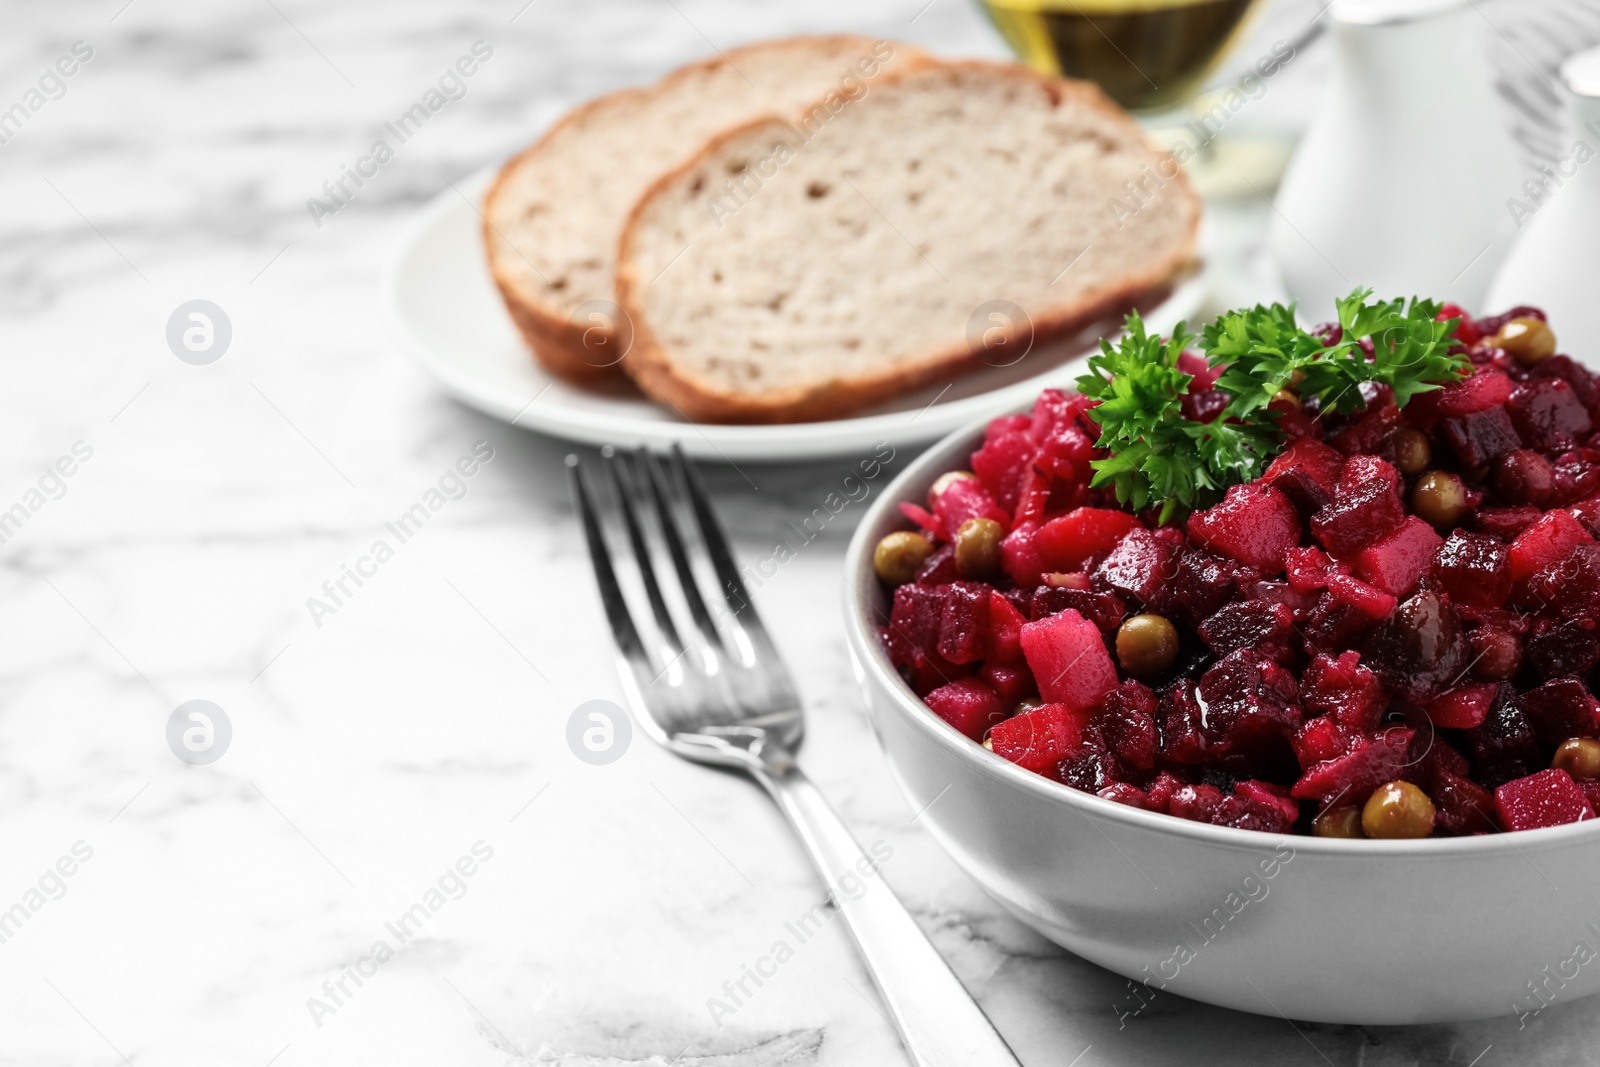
979, 0, 1295, 196
977, 0, 1269, 113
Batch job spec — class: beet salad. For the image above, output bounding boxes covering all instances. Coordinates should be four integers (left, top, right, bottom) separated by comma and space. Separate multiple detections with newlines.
875, 290, 1600, 838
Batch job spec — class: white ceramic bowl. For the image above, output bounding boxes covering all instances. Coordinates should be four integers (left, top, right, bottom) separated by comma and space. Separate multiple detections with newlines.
842, 417, 1600, 1025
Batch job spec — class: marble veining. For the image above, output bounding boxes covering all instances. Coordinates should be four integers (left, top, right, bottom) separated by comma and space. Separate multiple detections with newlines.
3, 1, 1599, 1064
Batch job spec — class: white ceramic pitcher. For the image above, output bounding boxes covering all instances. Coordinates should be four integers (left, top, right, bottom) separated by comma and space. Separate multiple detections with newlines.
1485, 46, 1600, 353
1272, 0, 1519, 313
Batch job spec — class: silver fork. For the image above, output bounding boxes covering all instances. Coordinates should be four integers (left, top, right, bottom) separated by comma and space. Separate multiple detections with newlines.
568, 446, 1022, 1067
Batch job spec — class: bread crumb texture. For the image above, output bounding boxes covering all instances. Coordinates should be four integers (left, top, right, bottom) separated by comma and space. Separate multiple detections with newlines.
621, 63, 1198, 417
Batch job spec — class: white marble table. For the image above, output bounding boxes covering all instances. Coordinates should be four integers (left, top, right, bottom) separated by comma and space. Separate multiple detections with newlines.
3, 1, 1596, 1064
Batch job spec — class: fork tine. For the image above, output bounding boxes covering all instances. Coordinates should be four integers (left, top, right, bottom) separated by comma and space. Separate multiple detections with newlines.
602, 449, 685, 656
639, 448, 723, 648
669, 444, 775, 644
566, 455, 651, 672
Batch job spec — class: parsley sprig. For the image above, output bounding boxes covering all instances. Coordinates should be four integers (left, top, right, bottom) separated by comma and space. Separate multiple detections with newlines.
1075, 313, 1277, 524
1075, 289, 1470, 523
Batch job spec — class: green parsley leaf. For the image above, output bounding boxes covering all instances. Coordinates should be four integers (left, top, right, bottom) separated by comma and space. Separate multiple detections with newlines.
1075, 290, 1471, 523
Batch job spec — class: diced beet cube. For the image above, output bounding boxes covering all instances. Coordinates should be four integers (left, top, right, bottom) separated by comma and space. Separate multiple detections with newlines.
1299, 590, 1383, 653
989, 702, 1090, 772
1144, 772, 1183, 813
1301, 651, 1387, 732
1267, 441, 1341, 517
1248, 578, 1315, 614
1435, 370, 1514, 416
1431, 530, 1511, 608
1329, 402, 1404, 457
1398, 385, 1448, 432
1432, 770, 1499, 836
1234, 780, 1301, 826
1264, 436, 1345, 495
1520, 539, 1600, 620
978, 661, 1035, 705
985, 413, 1032, 441
1036, 420, 1096, 487
1339, 454, 1403, 495
1285, 546, 1336, 592
1197, 600, 1295, 662
1217, 795, 1298, 834
1095, 681, 1158, 770
1424, 683, 1499, 729
1194, 649, 1303, 751
885, 586, 973, 695
1036, 508, 1143, 573
1529, 353, 1599, 409
1027, 586, 1126, 637
1020, 609, 1118, 711
1187, 483, 1302, 573
1164, 549, 1243, 626
1568, 495, 1600, 537
890, 584, 945, 652
1464, 685, 1542, 771
1269, 396, 1314, 443
1474, 506, 1542, 541
1094, 526, 1183, 608
933, 477, 1008, 537
1353, 515, 1443, 597
914, 542, 961, 585
970, 429, 1039, 515
999, 521, 1044, 588
923, 677, 1006, 741
1495, 769, 1595, 831
1292, 714, 1354, 766
1525, 623, 1600, 682
1312, 477, 1405, 560
1097, 783, 1153, 810
1028, 388, 1082, 444
985, 590, 1027, 665
937, 582, 991, 665
1509, 509, 1590, 582
1440, 406, 1520, 468
1508, 378, 1592, 451
1552, 450, 1600, 509
1268, 468, 1332, 520
1412, 732, 1471, 784
1325, 571, 1399, 619
1055, 728, 1123, 792
1168, 783, 1225, 823
1291, 727, 1414, 804
1169, 782, 1296, 833
1518, 676, 1600, 744
1157, 680, 1210, 763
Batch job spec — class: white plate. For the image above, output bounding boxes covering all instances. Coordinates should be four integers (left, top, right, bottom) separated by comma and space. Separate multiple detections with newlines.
381, 166, 1210, 462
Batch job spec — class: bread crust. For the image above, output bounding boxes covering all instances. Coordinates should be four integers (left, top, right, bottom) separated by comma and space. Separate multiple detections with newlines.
614, 59, 1204, 424
482, 35, 921, 384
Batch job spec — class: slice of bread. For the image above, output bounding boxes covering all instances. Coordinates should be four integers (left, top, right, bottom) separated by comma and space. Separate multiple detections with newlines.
483, 36, 924, 382
615, 61, 1202, 424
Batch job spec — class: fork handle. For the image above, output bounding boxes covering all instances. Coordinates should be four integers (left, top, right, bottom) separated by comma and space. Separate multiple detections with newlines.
753, 762, 1023, 1067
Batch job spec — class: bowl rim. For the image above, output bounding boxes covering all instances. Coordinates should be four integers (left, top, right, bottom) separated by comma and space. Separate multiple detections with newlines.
842, 403, 1600, 856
